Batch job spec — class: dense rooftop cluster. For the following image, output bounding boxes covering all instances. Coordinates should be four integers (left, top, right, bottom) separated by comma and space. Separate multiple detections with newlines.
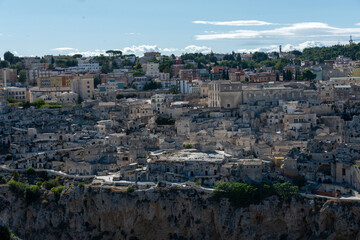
2, 43, 360, 198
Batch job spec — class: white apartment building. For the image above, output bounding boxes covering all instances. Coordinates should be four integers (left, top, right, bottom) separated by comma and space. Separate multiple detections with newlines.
143, 62, 160, 77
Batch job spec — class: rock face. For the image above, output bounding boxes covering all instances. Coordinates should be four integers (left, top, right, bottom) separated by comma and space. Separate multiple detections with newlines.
0, 185, 359, 240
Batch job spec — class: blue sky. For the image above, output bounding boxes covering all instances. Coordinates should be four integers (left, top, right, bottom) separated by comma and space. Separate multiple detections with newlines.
0, 0, 360, 57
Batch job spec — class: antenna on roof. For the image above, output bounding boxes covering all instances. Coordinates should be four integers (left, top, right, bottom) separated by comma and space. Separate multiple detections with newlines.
349, 35, 354, 45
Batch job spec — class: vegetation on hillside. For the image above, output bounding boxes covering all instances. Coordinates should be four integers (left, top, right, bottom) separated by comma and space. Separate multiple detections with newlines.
213, 181, 299, 207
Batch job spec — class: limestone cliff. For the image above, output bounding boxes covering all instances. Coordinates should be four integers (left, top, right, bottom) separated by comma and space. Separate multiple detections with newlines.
0, 185, 359, 240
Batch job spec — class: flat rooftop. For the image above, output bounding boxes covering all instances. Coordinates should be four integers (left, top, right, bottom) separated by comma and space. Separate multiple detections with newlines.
152, 149, 230, 162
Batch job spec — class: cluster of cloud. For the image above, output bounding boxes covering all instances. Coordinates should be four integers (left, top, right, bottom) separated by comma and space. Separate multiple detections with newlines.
51, 47, 78, 51
236, 40, 348, 53
194, 22, 360, 40
51, 45, 213, 57
193, 20, 272, 26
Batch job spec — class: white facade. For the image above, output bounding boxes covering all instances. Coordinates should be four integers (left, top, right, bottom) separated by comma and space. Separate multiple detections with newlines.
144, 63, 160, 77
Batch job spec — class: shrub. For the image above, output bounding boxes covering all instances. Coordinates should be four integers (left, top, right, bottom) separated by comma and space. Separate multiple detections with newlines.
51, 185, 67, 200
0, 175, 6, 184
126, 186, 135, 193
156, 117, 175, 125
212, 182, 295, 207
36, 181, 43, 187
11, 170, 19, 181
213, 182, 262, 206
183, 144, 193, 149
78, 182, 85, 188
24, 185, 42, 203
8, 179, 26, 194
273, 182, 299, 201
195, 181, 201, 186
0, 225, 11, 240
25, 167, 36, 176
42, 179, 60, 190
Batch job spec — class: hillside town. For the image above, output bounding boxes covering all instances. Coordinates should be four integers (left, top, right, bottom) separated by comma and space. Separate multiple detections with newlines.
2, 42, 360, 198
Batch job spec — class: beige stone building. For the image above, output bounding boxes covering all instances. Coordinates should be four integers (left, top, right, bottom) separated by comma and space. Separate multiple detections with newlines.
71, 77, 94, 100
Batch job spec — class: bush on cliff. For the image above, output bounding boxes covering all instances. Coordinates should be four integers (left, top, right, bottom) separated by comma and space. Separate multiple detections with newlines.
126, 186, 135, 193
273, 182, 299, 201
11, 170, 19, 181
25, 167, 36, 176
51, 185, 67, 200
213, 182, 271, 206
42, 178, 60, 190
8, 179, 26, 195
24, 185, 42, 203
0, 174, 6, 184
213, 181, 299, 206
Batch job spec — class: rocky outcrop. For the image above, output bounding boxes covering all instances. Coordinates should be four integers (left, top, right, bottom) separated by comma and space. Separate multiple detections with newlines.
0, 185, 359, 240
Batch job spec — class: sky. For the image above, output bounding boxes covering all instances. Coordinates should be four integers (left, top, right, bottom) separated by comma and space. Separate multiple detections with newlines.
0, 0, 360, 57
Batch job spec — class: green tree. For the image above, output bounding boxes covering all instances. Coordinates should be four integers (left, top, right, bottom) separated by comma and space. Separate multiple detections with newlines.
4, 51, 14, 64
143, 81, 162, 91
290, 50, 302, 57
11, 170, 19, 181
112, 60, 119, 69
94, 76, 101, 88
126, 186, 135, 193
169, 85, 180, 94
133, 69, 145, 77
8, 179, 26, 194
42, 178, 60, 190
5, 98, 15, 103
273, 182, 298, 201
101, 62, 111, 74
51, 185, 67, 200
25, 167, 36, 176
0, 60, 9, 68
18, 70, 27, 83
31, 99, 46, 109
252, 52, 268, 62
301, 69, 317, 81
0, 175, 6, 184
21, 101, 31, 108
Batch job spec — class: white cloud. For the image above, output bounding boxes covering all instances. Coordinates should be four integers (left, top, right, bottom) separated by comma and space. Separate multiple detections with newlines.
183, 45, 212, 54
68, 49, 107, 57
162, 48, 179, 52
48, 45, 212, 57
356, 23, 360, 26
122, 45, 160, 54
52, 47, 78, 51
125, 32, 141, 35
236, 40, 348, 53
193, 20, 273, 26
195, 22, 360, 40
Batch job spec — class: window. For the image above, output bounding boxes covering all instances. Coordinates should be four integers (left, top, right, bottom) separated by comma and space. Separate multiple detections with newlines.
342, 168, 346, 176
